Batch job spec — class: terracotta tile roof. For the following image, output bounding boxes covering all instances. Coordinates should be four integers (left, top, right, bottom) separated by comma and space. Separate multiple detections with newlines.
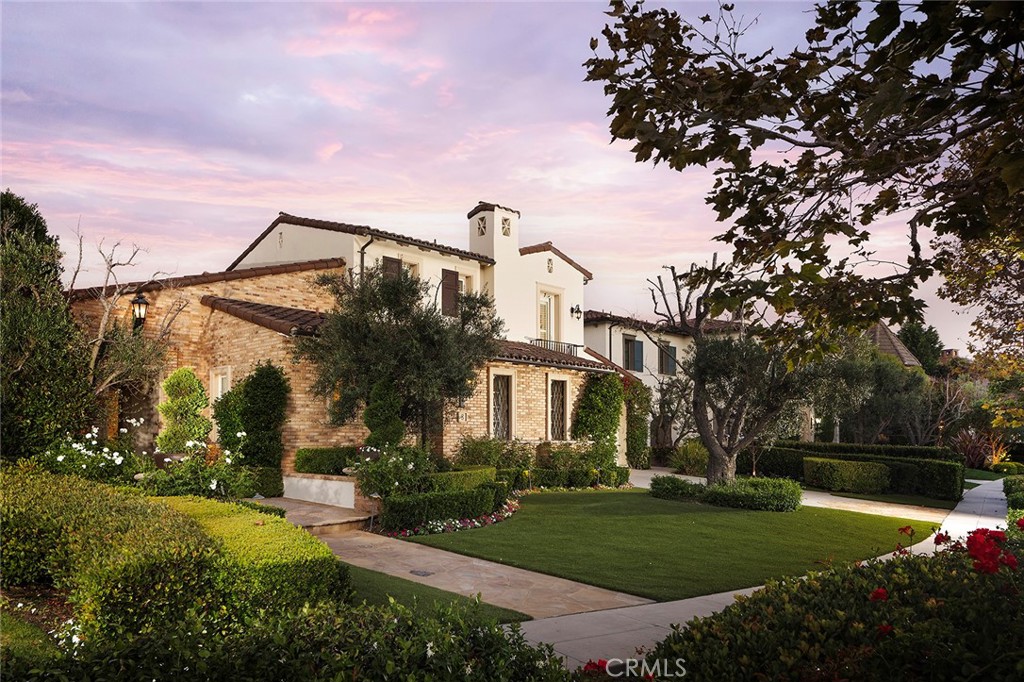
519, 241, 593, 281
494, 340, 613, 372
228, 212, 495, 271
864, 322, 922, 367
467, 201, 521, 219
583, 347, 640, 383
583, 310, 738, 335
201, 296, 325, 337
200, 298, 615, 374
68, 258, 345, 302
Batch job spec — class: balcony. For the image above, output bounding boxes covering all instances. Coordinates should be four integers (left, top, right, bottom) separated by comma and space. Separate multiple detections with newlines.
528, 338, 582, 357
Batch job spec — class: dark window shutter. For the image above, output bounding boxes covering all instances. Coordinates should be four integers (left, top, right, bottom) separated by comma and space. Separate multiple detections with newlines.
667, 345, 676, 374
441, 269, 459, 317
382, 256, 401, 278
634, 340, 644, 372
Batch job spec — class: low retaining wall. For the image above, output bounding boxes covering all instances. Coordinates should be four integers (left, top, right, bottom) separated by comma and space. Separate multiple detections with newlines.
283, 473, 356, 509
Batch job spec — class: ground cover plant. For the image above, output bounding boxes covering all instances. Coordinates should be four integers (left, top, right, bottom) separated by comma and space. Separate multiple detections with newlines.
412, 490, 933, 602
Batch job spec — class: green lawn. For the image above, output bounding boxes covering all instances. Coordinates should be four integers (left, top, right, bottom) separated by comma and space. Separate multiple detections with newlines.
344, 564, 530, 623
0, 611, 59, 666
411, 490, 935, 602
828, 491, 959, 510
965, 468, 1006, 481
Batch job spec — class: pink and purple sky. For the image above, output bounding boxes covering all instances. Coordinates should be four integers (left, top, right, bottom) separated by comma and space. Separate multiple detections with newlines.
1, 1, 974, 349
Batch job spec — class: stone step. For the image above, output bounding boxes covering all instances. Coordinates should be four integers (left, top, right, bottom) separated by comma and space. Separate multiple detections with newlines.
305, 515, 373, 537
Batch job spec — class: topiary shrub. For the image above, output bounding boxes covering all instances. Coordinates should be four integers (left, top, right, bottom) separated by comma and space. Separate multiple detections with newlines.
212, 386, 245, 453
238, 362, 290, 467
647, 541, 1024, 680
156, 368, 212, 453
478, 480, 509, 511
702, 477, 802, 512
624, 380, 652, 469
572, 373, 625, 468
294, 447, 361, 476
804, 457, 890, 494
671, 439, 709, 476
421, 466, 497, 493
363, 381, 405, 449
649, 475, 705, 501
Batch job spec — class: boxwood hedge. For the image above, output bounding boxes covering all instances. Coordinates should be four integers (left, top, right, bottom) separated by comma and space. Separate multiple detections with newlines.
804, 457, 891, 494
293, 447, 361, 476
773, 439, 959, 462
421, 465, 496, 493
379, 488, 496, 531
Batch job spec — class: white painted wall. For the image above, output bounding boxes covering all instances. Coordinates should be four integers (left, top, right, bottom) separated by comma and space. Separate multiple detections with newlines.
237, 224, 359, 269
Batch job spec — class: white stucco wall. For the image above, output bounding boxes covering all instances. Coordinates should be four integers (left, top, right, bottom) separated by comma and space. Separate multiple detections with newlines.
236, 224, 359, 269
584, 321, 694, 394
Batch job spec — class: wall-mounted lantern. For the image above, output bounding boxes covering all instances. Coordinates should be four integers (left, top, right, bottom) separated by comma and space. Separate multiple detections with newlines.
131, 291, 149, 333
570, 304, 583, 320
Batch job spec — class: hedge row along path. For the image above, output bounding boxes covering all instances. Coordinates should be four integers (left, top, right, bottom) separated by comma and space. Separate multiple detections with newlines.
518, 473, 1008, 669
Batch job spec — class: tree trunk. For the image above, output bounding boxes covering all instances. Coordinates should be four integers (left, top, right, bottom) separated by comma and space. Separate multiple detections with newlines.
692, 389, 736, 485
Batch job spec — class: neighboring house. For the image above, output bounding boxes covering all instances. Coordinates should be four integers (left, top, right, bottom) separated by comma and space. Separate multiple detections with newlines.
864, 322, 923, 367
69, 202, 620, 475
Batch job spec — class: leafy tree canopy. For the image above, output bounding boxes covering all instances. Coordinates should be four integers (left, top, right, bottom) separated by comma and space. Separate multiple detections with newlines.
587, 1, 1023, 351
0, 191, 92, 459
897, 321, 944, 376
295, 266, 504, 448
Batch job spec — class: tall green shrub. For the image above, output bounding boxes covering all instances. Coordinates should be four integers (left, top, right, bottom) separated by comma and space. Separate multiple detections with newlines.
1, 191, 93, 460
363, 381, 405, 449
571, 373, 625, 467
624, 380, 652, 468
212, 386, 244, 453
156, 368, 211, 453
239, 362, 290, 467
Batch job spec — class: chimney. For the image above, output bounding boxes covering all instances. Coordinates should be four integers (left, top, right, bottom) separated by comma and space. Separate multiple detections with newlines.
467, 201, 520, 263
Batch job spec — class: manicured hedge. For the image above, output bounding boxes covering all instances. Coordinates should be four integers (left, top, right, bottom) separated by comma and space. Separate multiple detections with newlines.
421, 465, 496, 493
993, 461, 1024, 475
478, 480, 509, 511
1004, 475, 1024, 497
702, 477, 802, 512
496, 468, 530, 491
804, 457, 891, 494
649, 475, 705, 501
737, 447, 806, 480
1, 467, 219, 645
293, 447, 361, 476
379, 488, 496, 531
602, 466, 631, 487
231, 499, 287, 518
774, 439, 959, 462
160, 497, 349, 613
647, 548, 1024, 680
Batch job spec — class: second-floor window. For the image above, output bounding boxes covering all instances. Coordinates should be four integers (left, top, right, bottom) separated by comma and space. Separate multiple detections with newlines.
623, 335, 643, 372
658, 343, 677, 375
538, 292, 559, 341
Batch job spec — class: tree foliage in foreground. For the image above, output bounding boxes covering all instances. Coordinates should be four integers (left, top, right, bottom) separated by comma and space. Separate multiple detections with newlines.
295, 266, 504, 448
897, 321, 944, 376
0, 191, 93, 459
586, 1, 1023, 352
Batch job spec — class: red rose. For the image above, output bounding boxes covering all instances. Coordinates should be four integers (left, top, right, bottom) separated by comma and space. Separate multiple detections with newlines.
877, 624, 894, 637
1000, 552, 1018, 570
934, 532, 950, 545
1017, 518, 1024, 530
869, 587, 889, 602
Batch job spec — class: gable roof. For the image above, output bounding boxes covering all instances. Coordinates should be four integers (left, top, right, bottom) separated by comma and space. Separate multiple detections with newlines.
68, 258, 345, 302
199, 296, 613, 373
228, 212, 495, 271
519, 241, 593, 281
864, 322, 922, 367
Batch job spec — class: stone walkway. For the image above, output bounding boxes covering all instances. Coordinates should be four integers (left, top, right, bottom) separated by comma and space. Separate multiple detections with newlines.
518, 473, 1010, 668
318, 531, 652, 619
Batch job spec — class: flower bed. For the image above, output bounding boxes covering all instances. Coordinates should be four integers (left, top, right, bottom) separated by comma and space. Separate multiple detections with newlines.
383, 498, 521, 538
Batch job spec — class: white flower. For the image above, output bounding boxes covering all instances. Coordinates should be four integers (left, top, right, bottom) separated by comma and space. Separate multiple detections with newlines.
225, 457, 232, 464
56, 455, 65, 462
119, 428, 128, 434
407, 463, 414, 470
236, 431, 246, 438
16, 603, 23, 609
81, 465, 87, 469
426, 642, 434, 658
209, 480, 218, 490
114, 457, 123, 465
71, 635, 80, 645
164, 458, 172, 463
103, 447, 109, 453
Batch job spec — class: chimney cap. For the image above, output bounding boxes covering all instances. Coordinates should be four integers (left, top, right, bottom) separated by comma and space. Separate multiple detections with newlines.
467, 201, 521, 220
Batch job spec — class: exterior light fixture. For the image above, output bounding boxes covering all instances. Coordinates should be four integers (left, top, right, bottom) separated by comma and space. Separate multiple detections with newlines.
570, 304, 583, 320
130, 291, 149, 332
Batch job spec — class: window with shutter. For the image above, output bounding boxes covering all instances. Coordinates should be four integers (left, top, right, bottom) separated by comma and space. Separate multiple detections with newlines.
382, 256, 402, 278
659, 343, 677, 375
441, 269, 459, 317
538, 293, 554, 340
623, 336, 644, 372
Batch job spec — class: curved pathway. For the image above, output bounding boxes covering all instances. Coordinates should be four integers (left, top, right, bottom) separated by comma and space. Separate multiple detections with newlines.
518, 472, 1009, 668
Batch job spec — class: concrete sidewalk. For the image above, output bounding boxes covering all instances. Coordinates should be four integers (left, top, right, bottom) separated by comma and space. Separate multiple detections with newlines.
519, 472, 1009, 668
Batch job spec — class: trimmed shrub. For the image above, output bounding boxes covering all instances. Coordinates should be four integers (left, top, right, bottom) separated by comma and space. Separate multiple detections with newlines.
160, 496, 350, 613
138, 449, 254, 499
993, 461, 1024, 475
212, 386, 245, 453
294, 446, 361, 476
353, 445, 432, 499
647, 548, 1023, 681
671, 439, 709, 476
156, 368, 212, 453
478, 480, 509, 512
736, 447, 805, 480
363, 381, 405, 449
421, 466, 497, 493
774, 439, 959, 463
530, 468, 568, 488
455, 436, 534, 470
496, 467, 530, 491
804, 457, 890, 494
1003, 475, 1024, 497
1007, 492, 1024, 510
702, 477, 802, 512
601, 466, 631, 487
231, 499, 287, 518
650, 475, 705, 501
1, 466, 219, 646
379, 488, 495, 531
239, 362, 291, 467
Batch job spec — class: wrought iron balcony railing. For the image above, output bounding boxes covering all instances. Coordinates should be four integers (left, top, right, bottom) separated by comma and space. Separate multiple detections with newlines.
528, 338, 582, 356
